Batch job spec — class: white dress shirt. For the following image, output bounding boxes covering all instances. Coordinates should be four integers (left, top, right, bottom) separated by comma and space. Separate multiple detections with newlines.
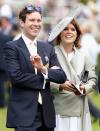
22, 34, 48, 104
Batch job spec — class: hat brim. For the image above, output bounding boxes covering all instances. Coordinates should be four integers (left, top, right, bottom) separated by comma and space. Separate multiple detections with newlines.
48, 6, 80, 42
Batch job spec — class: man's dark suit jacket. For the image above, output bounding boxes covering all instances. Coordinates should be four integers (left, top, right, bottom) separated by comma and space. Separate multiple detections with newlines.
98, 71, 100, 93
0, 30, 13, 106
0, 30, 13, 72
4, 37, 66, 128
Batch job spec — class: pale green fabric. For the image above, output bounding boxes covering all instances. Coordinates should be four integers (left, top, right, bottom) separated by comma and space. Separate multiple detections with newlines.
50, 45, 97, 131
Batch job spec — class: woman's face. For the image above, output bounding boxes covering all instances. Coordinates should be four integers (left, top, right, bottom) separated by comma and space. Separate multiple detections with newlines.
60, 23, 77, 45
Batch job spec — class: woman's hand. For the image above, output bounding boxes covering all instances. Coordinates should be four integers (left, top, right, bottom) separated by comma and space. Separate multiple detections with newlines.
74, 83, 85, 95
60, 80, 77, 92
79, 83, 85, 91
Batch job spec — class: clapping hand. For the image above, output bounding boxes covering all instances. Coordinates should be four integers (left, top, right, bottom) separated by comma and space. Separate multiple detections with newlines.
30, 54, 47, 73
30, 54, 44, 70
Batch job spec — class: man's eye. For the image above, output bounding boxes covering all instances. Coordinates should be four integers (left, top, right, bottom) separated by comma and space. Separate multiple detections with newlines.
37, 19, 41, 22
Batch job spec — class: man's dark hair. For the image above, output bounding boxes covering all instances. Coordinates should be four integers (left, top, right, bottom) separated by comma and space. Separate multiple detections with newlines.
19, 5, 42, 22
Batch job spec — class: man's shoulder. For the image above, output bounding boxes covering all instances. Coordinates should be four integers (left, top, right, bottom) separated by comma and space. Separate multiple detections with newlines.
5, 40, 17, 48
38, 40, 54, 49
5, 37, 22, 46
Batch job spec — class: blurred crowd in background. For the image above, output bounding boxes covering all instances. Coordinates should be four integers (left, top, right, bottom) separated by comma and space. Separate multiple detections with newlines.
0, 0, 100, 123
0, 0, 100, 64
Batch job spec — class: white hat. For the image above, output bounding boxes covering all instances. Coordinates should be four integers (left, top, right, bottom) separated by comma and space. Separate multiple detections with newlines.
48, 6, 80, 42
0, 4, 12, 19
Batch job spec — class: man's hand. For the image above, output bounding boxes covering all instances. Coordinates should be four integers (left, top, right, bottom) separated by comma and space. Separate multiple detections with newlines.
30, 54, 47, 73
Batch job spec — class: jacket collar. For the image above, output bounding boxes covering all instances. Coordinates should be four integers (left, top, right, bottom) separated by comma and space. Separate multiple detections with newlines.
17, 37, 47, 65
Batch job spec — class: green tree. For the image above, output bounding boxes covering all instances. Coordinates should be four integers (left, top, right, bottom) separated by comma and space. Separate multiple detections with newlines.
80, 0, 96, 4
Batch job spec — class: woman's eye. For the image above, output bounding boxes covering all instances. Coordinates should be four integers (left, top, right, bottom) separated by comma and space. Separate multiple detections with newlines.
63, 28, 76, 31
71, 28, 76, 31
64, 28, 68, 31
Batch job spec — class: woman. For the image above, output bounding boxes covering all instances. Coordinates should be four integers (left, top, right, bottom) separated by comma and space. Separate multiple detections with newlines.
48, 7, 97, 131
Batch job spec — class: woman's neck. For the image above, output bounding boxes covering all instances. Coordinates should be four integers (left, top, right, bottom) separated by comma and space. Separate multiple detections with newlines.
62, 43, 74, 53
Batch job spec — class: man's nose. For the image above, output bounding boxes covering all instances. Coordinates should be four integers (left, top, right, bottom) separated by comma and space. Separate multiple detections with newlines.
34, 21, 39, 25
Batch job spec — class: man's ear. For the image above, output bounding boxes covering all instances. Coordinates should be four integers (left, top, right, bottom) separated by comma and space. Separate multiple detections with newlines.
19, 20, 24, 28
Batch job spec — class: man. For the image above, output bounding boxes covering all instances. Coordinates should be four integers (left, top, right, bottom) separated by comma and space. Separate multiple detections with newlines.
0, 4, 14, 107
98, 70, 100, 93
0, 29, 13, 107
0, 4, 13, 35
4, 5, 66, 131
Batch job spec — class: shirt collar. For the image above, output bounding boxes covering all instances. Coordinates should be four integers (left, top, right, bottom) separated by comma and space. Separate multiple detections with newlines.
22, 33, 37, 46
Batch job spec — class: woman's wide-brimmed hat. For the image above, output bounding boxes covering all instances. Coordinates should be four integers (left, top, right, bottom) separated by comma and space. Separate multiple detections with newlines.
48, 6, 80, 42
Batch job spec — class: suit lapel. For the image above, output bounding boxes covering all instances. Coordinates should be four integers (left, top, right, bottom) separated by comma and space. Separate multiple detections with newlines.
37, 41, 47, 65
56, 45, 80, 82
70, 47, 84, 74
17, 39, 48, 71
17, 37, 30, 58
17, 37, 35, 72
